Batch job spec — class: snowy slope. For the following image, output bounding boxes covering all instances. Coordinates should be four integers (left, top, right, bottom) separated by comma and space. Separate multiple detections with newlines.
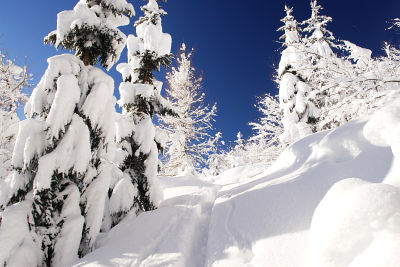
74, 102, 399, 267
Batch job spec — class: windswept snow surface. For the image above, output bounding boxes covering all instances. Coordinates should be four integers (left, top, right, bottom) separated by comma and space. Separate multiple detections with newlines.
74, 104, 398, 266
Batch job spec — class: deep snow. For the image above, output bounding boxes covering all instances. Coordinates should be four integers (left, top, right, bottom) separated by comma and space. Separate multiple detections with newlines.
74, 102, 399, 267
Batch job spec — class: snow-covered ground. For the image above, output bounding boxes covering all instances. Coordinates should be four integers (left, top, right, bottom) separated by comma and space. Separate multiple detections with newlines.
74, 101, 399, 267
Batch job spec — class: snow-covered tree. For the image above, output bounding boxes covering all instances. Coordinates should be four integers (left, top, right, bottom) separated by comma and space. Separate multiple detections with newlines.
302, 0, 335, 51
0, 52, 30, 181
312, 16, 400, 130
248, 93, 284, 162
317, 40, 400, 130
44, 0, 134, 70
277, 5, 319, 144
113, 0, 174, 222
0, 1, 134, 266
0, 52, 29, 112
159, 43, 219, 175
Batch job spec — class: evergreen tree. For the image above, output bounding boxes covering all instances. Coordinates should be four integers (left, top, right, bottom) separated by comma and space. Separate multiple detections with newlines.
0, 0, 133, 265
113, 0, 174, 221
160, 43, 219, 176
302, 0, 335, 51
277, 5, 319, 144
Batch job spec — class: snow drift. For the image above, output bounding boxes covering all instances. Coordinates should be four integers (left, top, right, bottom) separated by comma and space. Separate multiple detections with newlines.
73, 99, 399, 266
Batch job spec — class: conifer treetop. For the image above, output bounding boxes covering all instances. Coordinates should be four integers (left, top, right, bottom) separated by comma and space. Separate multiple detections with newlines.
303, 0, 334, 44
44, 0, 134, 70
277, 5, 301, 45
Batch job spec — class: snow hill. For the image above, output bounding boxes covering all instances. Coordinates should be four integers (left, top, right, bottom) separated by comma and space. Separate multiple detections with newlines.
74, 100, 400, 267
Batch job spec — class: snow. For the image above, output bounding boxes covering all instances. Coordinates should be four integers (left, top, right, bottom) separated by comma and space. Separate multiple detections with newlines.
81, 163, 114, 252
127, 0, 172, 58
0, 111, 20, 181
73, 101, 398, 266
25, 54, 83, 118
50, 0, 133, 70
363, 97, 400, 155
344, 41, 372, 67
53, 184, 84, 267
0, 197, 41, 267
0, 119, 45, 202
35, 114, 91, 190
74, 175, 218, 267
46, 74, 80, 140
109, 176, 137, 217
308, 178, 400, 267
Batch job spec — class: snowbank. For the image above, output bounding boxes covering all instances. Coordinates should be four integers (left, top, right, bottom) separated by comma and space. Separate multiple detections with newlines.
308, 178, 400, 267
74, 100, 398, 266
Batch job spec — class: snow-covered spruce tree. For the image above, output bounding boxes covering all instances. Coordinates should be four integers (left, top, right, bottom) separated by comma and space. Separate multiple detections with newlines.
248, 93, 284, 163
277, 5, 319, 144
302, 0, 335, 56
0, 52, 30, 181
0, 1, 134, 266
112, 0, 174, 222
159, 43, 219, 175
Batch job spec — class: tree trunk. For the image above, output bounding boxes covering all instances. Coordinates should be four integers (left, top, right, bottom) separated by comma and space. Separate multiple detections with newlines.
83, 50, 90, 66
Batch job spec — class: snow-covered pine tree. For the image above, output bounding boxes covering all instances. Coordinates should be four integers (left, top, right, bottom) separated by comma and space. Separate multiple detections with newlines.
0, 52, 30, 181
302, 0, 335, 55
112, 0, 174, 221
248, 93, 283, 163
159, 43, 219, 176
277, 5, 319, 144
0, 1, 134, 266
301, 0, 346, 130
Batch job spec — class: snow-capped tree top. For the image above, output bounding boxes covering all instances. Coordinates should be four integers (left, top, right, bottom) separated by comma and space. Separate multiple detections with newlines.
303, 0, 334, 44
129, 0, 172, 63
236, 131, 244, 147
136, 0, 167, 27
277, 5, 301, 44
117, 0, 172, 87
44, 0, 134, 70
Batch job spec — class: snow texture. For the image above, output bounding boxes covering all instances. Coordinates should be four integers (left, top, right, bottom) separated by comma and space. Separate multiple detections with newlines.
0, 198, 41, 267
73, 103, 398, 266
308, 178, 400, 267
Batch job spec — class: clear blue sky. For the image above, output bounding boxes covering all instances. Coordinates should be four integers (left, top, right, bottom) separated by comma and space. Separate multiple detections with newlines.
1, 0, 399, 144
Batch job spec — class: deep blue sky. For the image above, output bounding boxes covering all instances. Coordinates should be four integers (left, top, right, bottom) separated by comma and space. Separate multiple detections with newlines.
1, 0, 399, 144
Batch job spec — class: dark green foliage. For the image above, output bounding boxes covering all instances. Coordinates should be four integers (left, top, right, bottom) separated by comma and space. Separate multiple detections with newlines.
121, 138, 155, 212
45, 24, 124, 69
90, 0, 134, 17
135, 50, 173, 84
44, 0, 134, 69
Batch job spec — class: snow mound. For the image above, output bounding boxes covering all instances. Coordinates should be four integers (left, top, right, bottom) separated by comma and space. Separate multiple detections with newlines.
73, 102, 398, 266
364, 97, 400, 154
309, 178, 400, 267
